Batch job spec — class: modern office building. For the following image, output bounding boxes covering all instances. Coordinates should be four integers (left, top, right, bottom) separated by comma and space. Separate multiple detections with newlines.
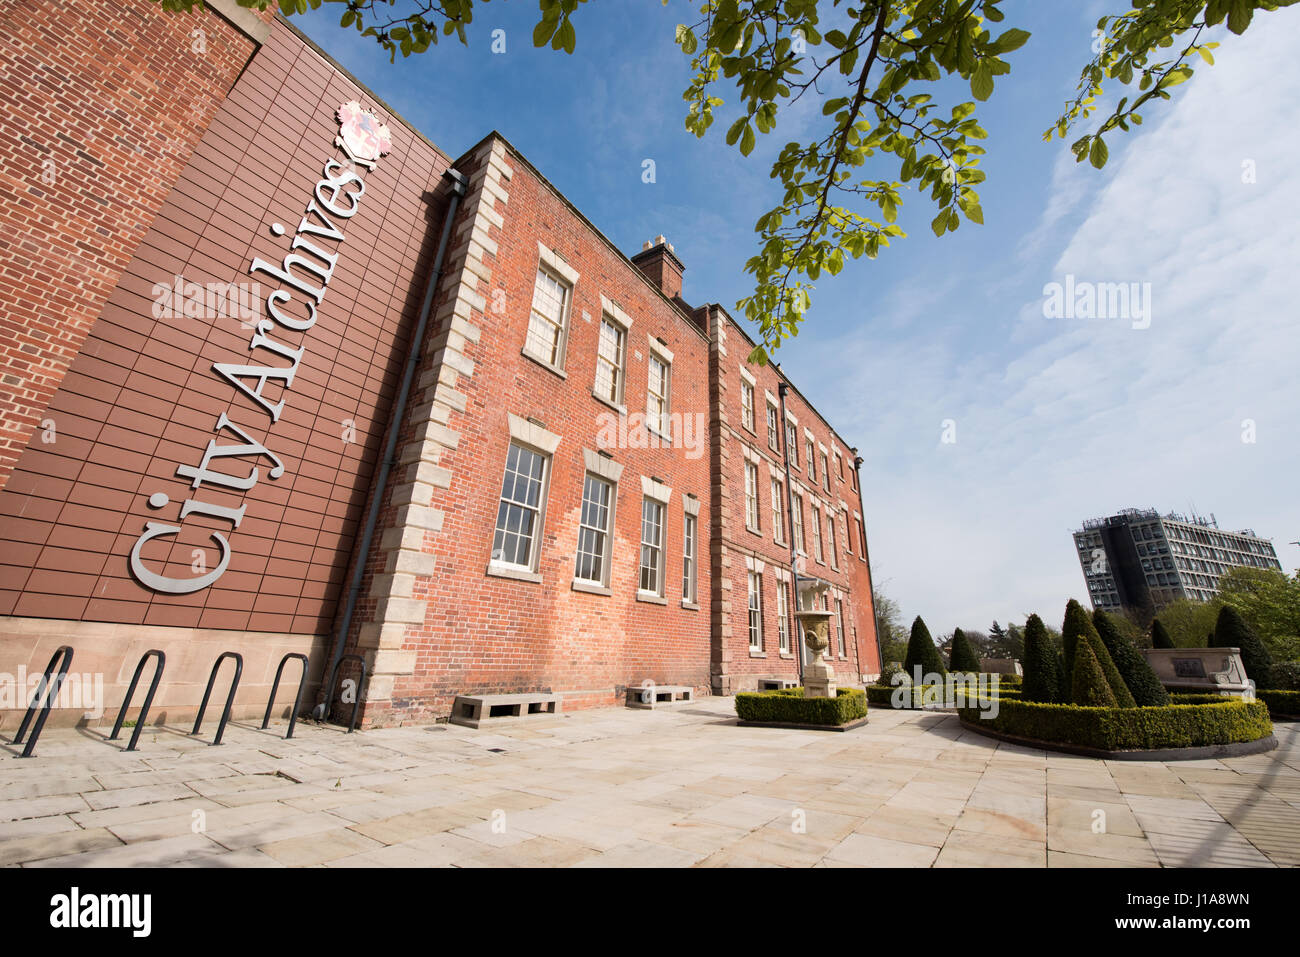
1073, 508, 1283, 615
0, 0, 879, 729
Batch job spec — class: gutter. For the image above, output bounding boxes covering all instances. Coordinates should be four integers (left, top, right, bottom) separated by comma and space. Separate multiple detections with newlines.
314, 167, 470, 722
777, 382, 805, 685
852, 452, 884, 677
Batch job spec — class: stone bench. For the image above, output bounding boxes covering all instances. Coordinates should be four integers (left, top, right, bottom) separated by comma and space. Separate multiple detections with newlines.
625, 685, 695, 709
756, 677, 799, 691
450, 692, 562, 729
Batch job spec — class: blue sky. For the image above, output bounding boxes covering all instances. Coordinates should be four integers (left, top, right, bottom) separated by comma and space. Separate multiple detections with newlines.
290, 1, 1300, 636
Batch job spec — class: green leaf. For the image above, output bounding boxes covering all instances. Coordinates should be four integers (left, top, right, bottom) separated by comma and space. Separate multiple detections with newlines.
1089, 135, 1109, 169
970, 62, 994, 101
740, 123, 756, 156
532, 18, 558, 47
992, 28, 1031, 54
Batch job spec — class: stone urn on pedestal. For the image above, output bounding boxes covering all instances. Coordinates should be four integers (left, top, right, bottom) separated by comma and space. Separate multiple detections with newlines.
795, 579, 836, 698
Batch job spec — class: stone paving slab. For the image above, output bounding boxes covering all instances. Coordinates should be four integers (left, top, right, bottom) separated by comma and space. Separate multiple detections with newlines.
1, 700, 1296, 867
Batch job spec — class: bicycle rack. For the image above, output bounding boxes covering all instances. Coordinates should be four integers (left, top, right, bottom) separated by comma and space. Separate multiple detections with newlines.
261, 653, 310, 739
11, 645, 73, 758
327, 653, 368, 733
109, 650, 165, 753
191, 651, 242, 746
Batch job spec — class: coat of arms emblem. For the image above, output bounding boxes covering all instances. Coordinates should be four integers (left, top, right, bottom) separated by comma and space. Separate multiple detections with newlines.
336, 100, 392, 162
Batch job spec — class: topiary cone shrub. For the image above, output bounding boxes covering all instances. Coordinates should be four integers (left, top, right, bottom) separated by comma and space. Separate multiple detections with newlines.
1071, 639, 1118, 707
905, 616, 947, 680
1214, 606, 1274, 689
1061, 599, 1090, 693
1063, 599, 1135, 707
1094, 609, 1169, 706
1021, 613, 1060, 703
949, 628, 981, 673
1151, 618, 1175, 649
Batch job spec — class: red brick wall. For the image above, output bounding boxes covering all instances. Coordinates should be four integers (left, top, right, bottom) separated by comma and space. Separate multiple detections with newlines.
709, 310, 879, 692
351, 137, 715, 725
0, 16, 455, 634
0, 0, 274, 494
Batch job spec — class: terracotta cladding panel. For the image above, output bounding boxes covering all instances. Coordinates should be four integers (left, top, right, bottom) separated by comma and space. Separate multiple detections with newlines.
0, 14, 453, 633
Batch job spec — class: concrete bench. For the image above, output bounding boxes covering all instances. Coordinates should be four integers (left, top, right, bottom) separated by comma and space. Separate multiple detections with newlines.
625, 684, 695, 709
757, 677, 799, 691
450, 692, 562, 729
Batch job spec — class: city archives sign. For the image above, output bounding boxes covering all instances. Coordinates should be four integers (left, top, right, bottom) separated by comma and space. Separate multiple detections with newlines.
128, 102, 394, 594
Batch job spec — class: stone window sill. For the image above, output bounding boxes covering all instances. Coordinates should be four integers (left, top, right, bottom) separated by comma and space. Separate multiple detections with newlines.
681, 600, 700, 611
647, 425, 673, 446
522, 348, 568, 380
591, 391, 626, 416
745, 524, 763, 537
572, 579, 611, 596
486, 562, 542, 584
779, 652, 795, 660
749, 649, 767, 658
636, 590, 667, 605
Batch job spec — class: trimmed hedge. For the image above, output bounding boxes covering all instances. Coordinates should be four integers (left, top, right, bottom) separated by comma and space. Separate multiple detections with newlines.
735, 687, 867, 725
1255, 689, 1300, 719
957, 697, 1273, 751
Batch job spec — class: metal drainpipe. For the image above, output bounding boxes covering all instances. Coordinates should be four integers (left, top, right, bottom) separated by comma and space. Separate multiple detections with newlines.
777, 380, 804, 685
314, 167, 470, 722
852, 450, 884, 676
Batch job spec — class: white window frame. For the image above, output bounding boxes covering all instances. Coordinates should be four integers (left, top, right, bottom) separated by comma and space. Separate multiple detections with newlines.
776, 577, 790, 654
770, 476, 785, 545
682, 510, 698, 605
489, 444, 549, 576
836, 599, 846, 657
827, 511, 839, 571
791, 492, 805, 555
811, 502, 824, 564
637, 476, 673, 601
766, 402, 780, 452
740, 379, 755, 433
646, 339, 673, 441
488, 416, 562, 581
748, 570, 764, 652
786, 419, 799, 469
524, 249, 578, 373
574, 472, 615, 588
744, 460, 760, 533
639, 497, 666, 598
593, 314, 628, 408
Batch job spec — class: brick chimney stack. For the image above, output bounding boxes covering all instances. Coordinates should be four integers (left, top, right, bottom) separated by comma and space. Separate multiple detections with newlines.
631, 235, 685, 300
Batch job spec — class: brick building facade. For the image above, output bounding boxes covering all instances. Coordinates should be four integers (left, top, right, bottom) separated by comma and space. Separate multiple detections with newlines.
0, 0, 879, 730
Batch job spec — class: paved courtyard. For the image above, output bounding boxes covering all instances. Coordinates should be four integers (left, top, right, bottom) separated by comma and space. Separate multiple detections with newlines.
2, 698, 1297, 867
